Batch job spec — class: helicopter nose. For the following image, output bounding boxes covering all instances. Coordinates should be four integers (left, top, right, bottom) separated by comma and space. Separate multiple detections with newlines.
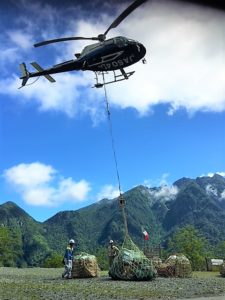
137, 42, 146, 58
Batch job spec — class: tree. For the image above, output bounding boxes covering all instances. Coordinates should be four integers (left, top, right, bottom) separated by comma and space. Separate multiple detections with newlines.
94, 247, 108, 270
10, 228, 24, 267
0, 227, 11, 266
167, 225, 211, 270
23, 233, 50, 266
0, 226, 24, 267
43, 252, 63, 268
214, 241, 225, 259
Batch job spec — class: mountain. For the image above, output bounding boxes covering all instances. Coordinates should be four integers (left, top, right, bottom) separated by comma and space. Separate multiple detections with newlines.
0, 201, 50, 266
0, 201, 40, 229
42, 185, 160, 253
163, 175, 225, 243
1, 174, 225, 266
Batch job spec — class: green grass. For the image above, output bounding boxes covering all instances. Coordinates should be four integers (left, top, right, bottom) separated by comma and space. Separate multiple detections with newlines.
100, 270, 109, 276
0, 268, 224, 300
193, 271, 221, 278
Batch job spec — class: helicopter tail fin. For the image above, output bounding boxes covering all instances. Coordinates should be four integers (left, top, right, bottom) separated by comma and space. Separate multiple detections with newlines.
31, 62, 56, 83
19, 63, 30, 88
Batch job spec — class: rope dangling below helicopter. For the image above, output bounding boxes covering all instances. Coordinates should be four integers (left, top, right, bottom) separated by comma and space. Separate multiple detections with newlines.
102, 73, 128, 236
102, 73, 122, 195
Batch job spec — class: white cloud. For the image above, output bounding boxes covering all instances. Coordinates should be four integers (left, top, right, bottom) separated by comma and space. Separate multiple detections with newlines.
2, 0, 225, 119
205, 184, 218, 197
221, 190, 225, 200
1, 47, 19, 63
107, 0, 225, 115
7, 30, 33, 50
0, 72, 103, 119
3, 162, 91, 206
144, 173, 171, 188
58, 178, 91, 202
96, 184, 120, 201
159, 173, 170, 186
4, 162, 56, 187
23, 187, 55, 206
144, 172, 178, 202
200, 172, 225, 178
148, 185, 179, 201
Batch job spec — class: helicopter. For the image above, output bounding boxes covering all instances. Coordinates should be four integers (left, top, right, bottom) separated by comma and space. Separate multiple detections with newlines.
19, 0, 148, 89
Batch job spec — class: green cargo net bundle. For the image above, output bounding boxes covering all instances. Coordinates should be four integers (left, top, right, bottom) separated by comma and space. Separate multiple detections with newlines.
109, 235, 156, 281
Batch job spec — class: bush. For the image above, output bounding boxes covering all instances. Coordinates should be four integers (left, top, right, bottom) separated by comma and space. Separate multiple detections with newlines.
43, 253, 63, 268
94, 247, 109, 271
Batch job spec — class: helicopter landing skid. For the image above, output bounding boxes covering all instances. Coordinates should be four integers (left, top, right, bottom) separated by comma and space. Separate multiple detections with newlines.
93, 69, 135, 88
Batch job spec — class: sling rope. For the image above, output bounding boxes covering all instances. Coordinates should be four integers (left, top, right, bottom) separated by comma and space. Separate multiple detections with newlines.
102, 73, 122, 195
102, 73, 128, 235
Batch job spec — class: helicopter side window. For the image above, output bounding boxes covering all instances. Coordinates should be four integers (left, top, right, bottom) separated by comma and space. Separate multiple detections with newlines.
104, 39, 114, 46
81, 43, 101, 56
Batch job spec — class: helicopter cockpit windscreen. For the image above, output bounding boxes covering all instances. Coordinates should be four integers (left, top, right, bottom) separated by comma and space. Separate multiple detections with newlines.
81, 42, 101, 56
114, 36, 129, 47
128, 38, 137, 44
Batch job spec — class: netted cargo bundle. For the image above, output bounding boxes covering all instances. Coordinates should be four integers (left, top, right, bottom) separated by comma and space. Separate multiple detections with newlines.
109, 235, 156, 281
220, 262, 225, 277
72, 252, 100, 278
156, 263, 175, 277
152, 257, 162, 268
165, 254, 192, 278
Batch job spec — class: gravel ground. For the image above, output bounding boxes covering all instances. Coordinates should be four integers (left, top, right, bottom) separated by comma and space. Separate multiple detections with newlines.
0, 268, 224, 300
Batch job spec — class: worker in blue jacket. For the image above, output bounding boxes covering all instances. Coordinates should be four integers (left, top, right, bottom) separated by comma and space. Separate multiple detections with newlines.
62, 239, 75, 279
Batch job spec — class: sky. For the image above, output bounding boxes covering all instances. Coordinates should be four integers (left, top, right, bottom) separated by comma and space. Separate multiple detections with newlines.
0, 0, 225, 222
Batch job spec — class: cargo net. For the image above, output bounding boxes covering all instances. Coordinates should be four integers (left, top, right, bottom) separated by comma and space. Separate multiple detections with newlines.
109, 234, 156, 281
72, 252, 100, 278
156, 254, 192, 278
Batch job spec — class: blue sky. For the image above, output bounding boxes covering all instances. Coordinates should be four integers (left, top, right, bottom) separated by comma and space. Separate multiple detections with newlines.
1, 0, 225, 222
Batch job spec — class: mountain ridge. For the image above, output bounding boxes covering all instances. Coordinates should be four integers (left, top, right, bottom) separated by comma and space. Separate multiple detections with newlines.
1, 174, 225, 266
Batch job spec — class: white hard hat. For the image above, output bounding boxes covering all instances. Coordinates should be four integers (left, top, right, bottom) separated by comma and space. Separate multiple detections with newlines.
69, 239, 75, 244
109, 240, 114, 244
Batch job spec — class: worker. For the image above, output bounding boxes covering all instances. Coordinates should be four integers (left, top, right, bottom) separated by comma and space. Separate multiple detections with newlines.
62, 239, 75, 279
108, 240, 119, 267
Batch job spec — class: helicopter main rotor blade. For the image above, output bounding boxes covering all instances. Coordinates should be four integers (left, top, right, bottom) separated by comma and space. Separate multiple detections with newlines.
104, 0, 148, 37
34, 0, 148, 47
34, 36, 99, 47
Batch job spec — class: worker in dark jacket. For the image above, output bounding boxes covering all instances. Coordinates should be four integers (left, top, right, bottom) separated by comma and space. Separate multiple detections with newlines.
62, 239, 75, 279
108, 240, 119, 267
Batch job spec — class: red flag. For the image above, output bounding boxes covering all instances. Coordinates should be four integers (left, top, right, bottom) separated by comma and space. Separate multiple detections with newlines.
143, 230, 149, 241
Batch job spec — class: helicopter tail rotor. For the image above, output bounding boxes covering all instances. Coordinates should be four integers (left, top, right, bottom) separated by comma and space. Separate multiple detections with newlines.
19, 62, 56, 88
19, 63, 30, 88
